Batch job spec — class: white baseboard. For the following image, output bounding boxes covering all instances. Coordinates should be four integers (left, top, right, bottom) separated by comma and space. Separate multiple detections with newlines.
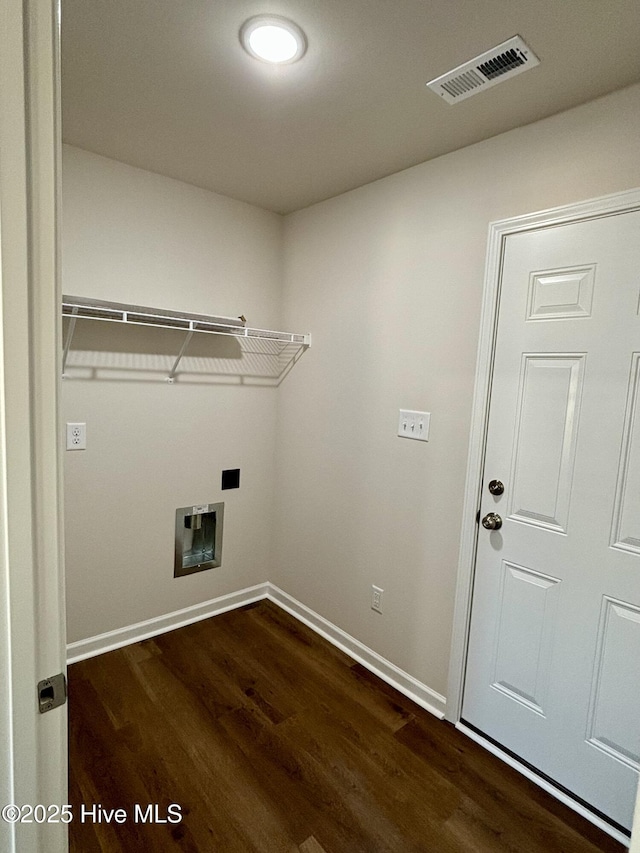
66, 581, 446, 719
267, 584, 446, 719
456, 723, 631, 848
66, 583, 269, 664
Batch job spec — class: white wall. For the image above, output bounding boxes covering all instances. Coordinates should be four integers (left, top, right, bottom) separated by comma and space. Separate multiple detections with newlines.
64, 83, 640, 700
62, 146, 283, 642
274, 83, 640, 700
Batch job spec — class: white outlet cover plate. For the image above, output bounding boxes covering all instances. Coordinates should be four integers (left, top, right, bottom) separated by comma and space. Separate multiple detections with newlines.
398, 410, 430, 441
371, 584, 384, 614
66, 422, 87, 450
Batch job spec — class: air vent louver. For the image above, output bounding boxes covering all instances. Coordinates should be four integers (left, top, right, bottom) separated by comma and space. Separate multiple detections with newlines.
427, 36, 539, 105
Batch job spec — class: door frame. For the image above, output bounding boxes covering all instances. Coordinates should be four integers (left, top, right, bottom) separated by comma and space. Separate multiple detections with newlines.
445, 186, 640, 841
1, 0, 66, 851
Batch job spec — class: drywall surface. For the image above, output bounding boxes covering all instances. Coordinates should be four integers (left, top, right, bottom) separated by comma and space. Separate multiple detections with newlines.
62, 146, 283, 642
274, 83, 640, 700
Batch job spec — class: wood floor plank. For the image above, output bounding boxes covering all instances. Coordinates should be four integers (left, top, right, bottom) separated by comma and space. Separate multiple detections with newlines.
68, 601, 625, 852
250, 603, 416, 723
217, 602, 417, 734
69, 673, 194, 852
395, 716, 623, 853
132, 651, 302, 851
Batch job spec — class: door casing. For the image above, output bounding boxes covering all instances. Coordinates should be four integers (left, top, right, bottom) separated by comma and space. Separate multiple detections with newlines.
0, 0, 66, 851
446, 186, 640, 844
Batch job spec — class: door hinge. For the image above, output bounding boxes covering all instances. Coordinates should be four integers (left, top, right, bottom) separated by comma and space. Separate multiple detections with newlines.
476, 509, 481, 524
37, 673, 67, 714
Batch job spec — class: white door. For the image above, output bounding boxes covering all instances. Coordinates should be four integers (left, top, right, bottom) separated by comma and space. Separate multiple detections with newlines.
463, 210, 640, 832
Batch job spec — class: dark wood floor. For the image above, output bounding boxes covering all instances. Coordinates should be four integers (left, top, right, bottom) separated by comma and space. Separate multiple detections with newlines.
68, 601, 624, 852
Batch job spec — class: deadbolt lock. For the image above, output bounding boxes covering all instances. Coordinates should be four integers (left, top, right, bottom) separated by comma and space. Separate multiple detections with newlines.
488, 479, 504, 495
481, 512, 503, 530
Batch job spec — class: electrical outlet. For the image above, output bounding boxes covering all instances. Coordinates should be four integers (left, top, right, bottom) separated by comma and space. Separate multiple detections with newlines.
66, 422, 86, 451
398, 410, 430, 441
371, 585, 384, 614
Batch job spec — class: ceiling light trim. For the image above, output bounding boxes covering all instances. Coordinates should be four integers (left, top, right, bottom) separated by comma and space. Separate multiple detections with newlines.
240, 15, 307, 65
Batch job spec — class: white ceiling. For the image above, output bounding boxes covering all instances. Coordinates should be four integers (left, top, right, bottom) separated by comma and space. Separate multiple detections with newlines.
61, 0, 640, 214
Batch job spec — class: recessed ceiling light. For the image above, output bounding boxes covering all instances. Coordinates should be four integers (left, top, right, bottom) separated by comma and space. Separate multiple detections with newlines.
240, 15, 307, 65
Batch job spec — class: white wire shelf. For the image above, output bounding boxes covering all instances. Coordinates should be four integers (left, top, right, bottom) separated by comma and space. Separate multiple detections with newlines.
62, 295, 311, 381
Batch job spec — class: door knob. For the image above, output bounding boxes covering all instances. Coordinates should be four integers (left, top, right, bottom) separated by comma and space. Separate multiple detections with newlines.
481, 512, 503, 530
488, 479, 504, 495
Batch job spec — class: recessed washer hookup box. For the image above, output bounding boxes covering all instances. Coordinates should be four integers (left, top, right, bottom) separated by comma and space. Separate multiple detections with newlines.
174, 502, 224, 578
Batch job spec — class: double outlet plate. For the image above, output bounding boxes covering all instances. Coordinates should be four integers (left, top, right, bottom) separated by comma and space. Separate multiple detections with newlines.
371, 585, 384, 614
66, 422, 86, 450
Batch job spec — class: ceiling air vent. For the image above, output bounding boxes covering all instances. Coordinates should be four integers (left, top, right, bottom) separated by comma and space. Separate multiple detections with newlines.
427, 36, 539, 105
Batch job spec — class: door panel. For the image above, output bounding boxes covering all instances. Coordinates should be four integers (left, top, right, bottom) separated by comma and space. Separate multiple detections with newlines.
491, 562, 561, 715
509, 355, 584, 532
587, 598, 640, 770
463, 211, 640, 831
526, 265, 595, 320
611, 353, 640, 554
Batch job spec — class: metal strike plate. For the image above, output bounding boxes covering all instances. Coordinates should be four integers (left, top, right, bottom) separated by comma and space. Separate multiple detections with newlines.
37, 673, 67, 714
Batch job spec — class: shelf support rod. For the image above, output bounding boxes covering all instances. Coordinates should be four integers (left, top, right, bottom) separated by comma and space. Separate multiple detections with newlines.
62, 307, 78, 376
167, 329, 194, 383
